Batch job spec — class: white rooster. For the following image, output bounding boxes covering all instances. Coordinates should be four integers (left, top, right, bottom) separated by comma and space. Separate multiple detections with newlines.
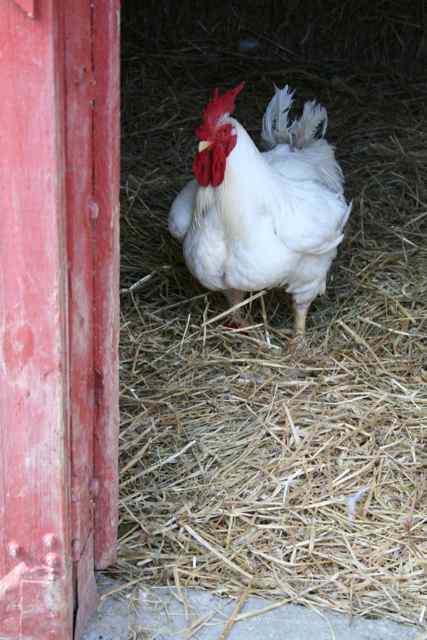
169, 82, 351, 336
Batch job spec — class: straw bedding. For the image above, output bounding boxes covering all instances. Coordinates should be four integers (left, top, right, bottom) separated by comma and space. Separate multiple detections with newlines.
115, 2, 427, 628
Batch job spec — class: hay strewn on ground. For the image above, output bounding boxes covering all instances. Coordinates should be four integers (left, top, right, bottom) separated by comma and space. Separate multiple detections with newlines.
115, 4, 427, 629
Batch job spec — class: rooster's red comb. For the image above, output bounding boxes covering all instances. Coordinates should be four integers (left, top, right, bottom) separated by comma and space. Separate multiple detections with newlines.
196, 81, 245, 141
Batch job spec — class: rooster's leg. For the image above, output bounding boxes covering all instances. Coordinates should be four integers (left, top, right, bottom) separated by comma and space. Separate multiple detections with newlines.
224, 289, 247, 328
293, 301, 311, 337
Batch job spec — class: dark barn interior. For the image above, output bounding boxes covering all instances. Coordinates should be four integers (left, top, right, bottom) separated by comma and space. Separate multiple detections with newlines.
117, 1, 427, 627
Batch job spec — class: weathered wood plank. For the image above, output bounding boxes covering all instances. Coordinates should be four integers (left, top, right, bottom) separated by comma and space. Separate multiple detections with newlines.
64, 1, 99, 634
0, 1, 73, 638
64, 0, 95, 571
92, 0, 121, 569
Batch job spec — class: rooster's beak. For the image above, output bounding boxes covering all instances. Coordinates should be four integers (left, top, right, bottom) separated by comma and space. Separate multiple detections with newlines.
198, 141, 211, 153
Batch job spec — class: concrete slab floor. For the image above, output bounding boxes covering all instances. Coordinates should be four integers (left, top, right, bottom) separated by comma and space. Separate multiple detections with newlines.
82, 578, 423, 640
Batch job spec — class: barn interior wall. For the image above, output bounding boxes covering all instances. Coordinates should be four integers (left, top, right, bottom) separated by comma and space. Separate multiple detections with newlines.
123, 0, 426, 69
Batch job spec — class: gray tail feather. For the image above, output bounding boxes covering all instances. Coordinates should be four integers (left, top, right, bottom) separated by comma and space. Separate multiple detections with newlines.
262, 85, 328, 150
290, 99, 328, 149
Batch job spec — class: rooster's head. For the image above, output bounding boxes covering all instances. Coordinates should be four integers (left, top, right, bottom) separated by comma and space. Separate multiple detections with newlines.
193, 81, 245, 188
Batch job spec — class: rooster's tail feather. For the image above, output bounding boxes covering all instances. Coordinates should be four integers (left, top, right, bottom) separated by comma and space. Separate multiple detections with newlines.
290, 100, 328, 149
261, 85, 328, 150
261, 84, 295, 149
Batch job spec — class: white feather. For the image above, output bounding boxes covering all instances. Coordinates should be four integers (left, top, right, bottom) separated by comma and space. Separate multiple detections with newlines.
168, 179, 197, 241
264, 138, 344, 194
346, 486, 369, 521
261, 84, 294, 149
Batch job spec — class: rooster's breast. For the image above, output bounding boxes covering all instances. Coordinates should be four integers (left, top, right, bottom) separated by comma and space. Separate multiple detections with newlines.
183, 210, 300, 294
224, 227, 298, 291
183, 219, 228, 291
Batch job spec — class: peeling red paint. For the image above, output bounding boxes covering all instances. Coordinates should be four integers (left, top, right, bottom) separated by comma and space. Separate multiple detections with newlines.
92, 0, 121, 570
12, 0, 35, 19
2, 324, 34, 373
1, 2, 76, 638
64, 3, 98, 632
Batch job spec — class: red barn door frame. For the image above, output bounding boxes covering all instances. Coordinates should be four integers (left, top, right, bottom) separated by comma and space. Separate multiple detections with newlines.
92, 0, 121, 572
0, 1, 120, 639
